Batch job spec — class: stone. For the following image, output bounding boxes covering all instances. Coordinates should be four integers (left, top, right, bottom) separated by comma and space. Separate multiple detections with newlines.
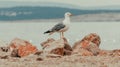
41, 38, 55, 49
83, 33, 101, 47
64, 49, 72, 55
11, 48, 20, 57
98, 49, 120, 56
18, 44, 38, 57
85, 42, 100, 56
41, 38, 72, 56
43, 38, 65, 56
63, 38, 72, 51
110, 49, 120, 56
9, 38, 38, 57
73, 33, 101, 49
98, 50, 110, 56
0, 55, 9, 59
36, 57, 43, 61
73, 33, 101, 56
34, 50, 43, 55
73, 48, 93, 56
62, 38, 72, 55
9, 38, 29, 50
46, 54, 62, 58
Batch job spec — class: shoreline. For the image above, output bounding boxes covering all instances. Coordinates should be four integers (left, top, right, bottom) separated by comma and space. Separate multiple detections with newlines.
1, 13, 120, 22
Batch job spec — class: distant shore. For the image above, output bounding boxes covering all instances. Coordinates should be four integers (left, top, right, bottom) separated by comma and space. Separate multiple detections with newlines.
1, 13, 120, 22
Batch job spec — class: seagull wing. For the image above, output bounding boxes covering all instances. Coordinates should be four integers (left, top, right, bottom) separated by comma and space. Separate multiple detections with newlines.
51, 22, 65, 32
44, 22, 65, 34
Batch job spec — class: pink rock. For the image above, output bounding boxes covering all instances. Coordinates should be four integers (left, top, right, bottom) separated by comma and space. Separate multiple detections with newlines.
18, 44, 38, 57
9, 38, 28, 50
73, 33, 101, 56
42, 38, 65, 56
9, 38, 38, 57
41, 37, 72, 56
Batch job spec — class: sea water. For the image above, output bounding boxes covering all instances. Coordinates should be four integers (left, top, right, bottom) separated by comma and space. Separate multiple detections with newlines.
0, 21, 120, 50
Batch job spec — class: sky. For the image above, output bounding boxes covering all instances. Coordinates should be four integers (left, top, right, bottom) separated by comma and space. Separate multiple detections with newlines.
1, 0, 120, 7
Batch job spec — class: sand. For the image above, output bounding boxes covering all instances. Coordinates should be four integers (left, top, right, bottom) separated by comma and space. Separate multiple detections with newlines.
0, 51, 119, 67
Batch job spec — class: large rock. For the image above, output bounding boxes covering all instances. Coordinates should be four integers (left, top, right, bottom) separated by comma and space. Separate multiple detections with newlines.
9, 38, 28, 50
40, 38, 72, 56
41, 38, 65, 56
9, 38, 38, 57
73, 33, 101, 56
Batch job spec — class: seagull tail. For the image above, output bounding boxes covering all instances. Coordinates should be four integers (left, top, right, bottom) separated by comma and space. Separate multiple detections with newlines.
44, 30, 52, 34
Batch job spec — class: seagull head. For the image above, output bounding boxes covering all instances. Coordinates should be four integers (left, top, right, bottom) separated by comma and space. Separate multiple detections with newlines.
63, 12, 72, 24
64, 12, 72, 17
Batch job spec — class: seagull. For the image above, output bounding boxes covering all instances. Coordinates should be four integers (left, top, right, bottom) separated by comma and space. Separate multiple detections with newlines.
44, 12, 72, 39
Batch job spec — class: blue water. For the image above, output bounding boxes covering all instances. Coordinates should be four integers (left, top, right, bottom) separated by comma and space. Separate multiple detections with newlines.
0, 21, 120, 50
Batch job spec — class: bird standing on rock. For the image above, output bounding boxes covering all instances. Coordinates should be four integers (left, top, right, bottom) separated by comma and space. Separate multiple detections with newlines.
44, 12, 72, 39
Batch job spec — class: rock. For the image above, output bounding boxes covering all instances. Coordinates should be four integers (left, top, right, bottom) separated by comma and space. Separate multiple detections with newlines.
73, 48, 93, 56
63, 38, 72, 51
63, 38, 73, 55
110, 49, 120, 56
42, 38, 65, 56
9, 38, 29, 50
64, 49, 72, 55
98, 49, 120, 56
41, 38, 72, 56
11, 48, 20, 57
46, 54, 62, 58
34, 50, 43, 55
0, 55, 9, 59
41, 38, 55, 49
73, 33, 101, 56
18, 44, 38, 57
73, 33, 101, 49
9, 38, 38, 57
98, 50, 110, 56
36, 57, 43, 61
85, 42, 100, 56
50, 48, 64, 55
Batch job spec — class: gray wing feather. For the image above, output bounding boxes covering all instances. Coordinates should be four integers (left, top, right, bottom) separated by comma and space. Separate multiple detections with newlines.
51, 23, 65, 31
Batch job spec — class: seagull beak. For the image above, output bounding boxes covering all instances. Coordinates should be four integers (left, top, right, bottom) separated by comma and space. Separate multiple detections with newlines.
70, 14, 73, 16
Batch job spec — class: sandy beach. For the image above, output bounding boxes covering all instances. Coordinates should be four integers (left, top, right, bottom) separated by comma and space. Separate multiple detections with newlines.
0, 50, 119, 67
0, 33, 119, 67
0, 0, 120, 67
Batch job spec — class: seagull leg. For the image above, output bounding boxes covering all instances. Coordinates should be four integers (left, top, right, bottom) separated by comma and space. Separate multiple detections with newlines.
62, 32, 64, 38
60, 32, 62, 39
